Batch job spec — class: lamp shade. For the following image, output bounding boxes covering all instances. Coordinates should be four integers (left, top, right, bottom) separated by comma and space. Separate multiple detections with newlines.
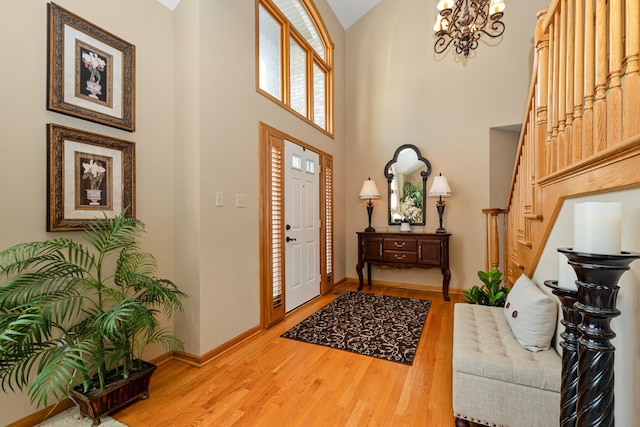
359, 178, 380, 199
428, 175, 452, 197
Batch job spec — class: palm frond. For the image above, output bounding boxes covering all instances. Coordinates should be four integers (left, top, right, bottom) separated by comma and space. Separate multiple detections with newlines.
29, 341, 96, 407
134, 277, 186, 316
83, 212, 144, 255
134, 328, 184, 359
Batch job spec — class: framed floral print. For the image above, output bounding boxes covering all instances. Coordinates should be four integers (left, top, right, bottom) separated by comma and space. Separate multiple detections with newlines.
47, 3, 135, 131
48, 124, 136, 231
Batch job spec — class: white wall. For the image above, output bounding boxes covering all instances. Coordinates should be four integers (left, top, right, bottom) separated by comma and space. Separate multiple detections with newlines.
489, 128, 519, 271
533, 189, 640, 427
171, 0, 346, 356
0, 1, 175, 424
344, 0, 548, 291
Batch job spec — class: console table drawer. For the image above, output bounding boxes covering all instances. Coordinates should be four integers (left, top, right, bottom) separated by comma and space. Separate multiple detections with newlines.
356, 231, 452, 301
384, 239, 417, 251
384, 251, 417, 263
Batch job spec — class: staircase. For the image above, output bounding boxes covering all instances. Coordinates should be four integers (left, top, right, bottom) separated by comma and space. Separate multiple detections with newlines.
495, 1, 640, 284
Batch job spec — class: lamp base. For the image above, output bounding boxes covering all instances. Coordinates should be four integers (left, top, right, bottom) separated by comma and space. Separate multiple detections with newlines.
364, 226, 376, 232
435, 227, 447, 234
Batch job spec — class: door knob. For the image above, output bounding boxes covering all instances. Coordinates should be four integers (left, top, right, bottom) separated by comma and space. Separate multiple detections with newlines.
286, 236, 297, 242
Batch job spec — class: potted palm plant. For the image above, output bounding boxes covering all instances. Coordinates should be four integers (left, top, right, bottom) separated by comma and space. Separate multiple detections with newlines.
0, 211, 186, 424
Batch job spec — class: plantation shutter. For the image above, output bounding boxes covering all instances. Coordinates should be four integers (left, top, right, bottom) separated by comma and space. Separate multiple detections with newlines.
261, 132, 286, 327
321, 157, 333, 293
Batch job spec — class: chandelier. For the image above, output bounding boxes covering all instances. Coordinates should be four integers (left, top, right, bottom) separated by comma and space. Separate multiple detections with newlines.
433, 0, 506, 58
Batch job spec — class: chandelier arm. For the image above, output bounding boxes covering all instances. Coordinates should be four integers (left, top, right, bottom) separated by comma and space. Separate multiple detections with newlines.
435, 36, 454, 54
478, 20, 506, 39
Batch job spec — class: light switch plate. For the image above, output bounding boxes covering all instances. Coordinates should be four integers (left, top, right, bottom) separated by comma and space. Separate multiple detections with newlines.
236, 193, 246, 208
215, 192, 224, 207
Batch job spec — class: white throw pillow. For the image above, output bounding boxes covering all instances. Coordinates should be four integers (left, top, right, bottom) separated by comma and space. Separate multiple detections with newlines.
503, 274, 557, 352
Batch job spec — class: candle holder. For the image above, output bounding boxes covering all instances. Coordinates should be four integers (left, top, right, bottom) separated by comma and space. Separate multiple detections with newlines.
557, 248, 640, 426
544, 280, 580, 427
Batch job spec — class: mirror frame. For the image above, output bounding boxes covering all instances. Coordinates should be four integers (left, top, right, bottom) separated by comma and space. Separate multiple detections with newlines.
384, 144, 432, 226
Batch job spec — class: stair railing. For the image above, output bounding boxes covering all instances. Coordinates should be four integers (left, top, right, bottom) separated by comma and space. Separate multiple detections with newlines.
497, 1, 640, 284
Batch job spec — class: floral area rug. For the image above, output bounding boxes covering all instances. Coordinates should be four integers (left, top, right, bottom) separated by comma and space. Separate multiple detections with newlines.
281, 292, 431, 365
33, 407, 126, 427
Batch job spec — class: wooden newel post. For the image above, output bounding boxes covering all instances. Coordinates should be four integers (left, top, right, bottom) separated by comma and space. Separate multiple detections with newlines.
557, 248, 640, 427
482, 208, 504, 271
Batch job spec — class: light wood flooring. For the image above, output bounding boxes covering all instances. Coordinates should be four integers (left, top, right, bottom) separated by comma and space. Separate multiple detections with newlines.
112, 282, 464, 426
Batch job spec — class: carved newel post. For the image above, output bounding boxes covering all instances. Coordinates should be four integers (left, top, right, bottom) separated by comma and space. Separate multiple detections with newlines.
557, 248, 640, 427
544, 280, 580, 427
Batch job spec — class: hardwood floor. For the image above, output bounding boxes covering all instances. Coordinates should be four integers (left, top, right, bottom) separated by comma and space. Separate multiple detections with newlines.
113, 282, 464, 426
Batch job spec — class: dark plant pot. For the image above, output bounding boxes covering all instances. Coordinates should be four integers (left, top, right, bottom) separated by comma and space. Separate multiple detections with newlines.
68, 360, 157, 426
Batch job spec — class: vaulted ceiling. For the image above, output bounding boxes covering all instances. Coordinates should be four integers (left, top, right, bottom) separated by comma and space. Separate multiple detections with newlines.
156, 0, 381, 29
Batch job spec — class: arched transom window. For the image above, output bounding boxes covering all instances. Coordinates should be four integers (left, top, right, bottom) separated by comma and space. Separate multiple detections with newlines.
257, 0, 334, 135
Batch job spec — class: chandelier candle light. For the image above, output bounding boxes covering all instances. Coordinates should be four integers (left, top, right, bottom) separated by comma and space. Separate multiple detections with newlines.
434, 0, 506, 57
428, 173, 452, 234
359, 177, 381, 232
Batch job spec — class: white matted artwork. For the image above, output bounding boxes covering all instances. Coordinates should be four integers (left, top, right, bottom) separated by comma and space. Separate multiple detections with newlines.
48, 3, 135, 131
48, 124, 135, 231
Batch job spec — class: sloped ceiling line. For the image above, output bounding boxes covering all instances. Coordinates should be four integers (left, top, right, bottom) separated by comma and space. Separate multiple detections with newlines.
156, 0, 382, 30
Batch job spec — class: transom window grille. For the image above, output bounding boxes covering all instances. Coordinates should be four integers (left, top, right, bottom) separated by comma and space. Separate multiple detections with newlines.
258, 0, 333, 135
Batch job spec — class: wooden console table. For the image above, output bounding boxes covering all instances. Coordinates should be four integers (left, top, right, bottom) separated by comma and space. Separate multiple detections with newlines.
356, 231, 451, 301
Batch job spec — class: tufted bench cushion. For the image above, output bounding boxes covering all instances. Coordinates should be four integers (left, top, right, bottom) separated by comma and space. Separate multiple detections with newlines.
452, 303, 561, 427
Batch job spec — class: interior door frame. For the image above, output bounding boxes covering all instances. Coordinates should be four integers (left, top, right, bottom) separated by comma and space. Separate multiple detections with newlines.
258, 122, 334, 328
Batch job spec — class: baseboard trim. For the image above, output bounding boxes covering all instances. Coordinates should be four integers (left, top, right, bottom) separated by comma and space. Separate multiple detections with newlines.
172, 325, 262, 368
6, 399, 75, 427
343, 277, 463, 295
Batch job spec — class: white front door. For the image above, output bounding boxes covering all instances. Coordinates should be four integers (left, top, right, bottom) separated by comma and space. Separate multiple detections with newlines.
284, 140, 320, 312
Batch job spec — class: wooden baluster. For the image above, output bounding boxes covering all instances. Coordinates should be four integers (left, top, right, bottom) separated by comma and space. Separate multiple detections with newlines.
558, 0, 567, 169
526, 120, 533, 215
551, 16, 560, 172
607, 0, 623, 147
491, 211, 500, 270
583, 0, 595, 157
623, 0, 640, 139
484, 210, 490, 271
536, 9, 550, 178
502, 212, 508, 280
594, 0, 608, 152
565, 0, 575, 166
572, 0, 584, 163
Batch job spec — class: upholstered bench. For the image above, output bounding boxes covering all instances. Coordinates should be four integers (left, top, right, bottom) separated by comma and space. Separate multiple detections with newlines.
452, 275, 562, 427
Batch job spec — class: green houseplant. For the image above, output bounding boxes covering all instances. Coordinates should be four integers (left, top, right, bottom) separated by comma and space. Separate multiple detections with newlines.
463, 268, 510, 307
0, 211, 186, 418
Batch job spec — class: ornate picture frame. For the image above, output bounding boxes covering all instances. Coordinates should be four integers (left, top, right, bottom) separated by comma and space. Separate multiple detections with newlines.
47, 3, 135, 131
48, 124, 136, 231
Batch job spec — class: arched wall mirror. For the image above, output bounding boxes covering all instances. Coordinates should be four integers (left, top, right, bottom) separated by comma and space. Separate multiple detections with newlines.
384, 144, 432, 226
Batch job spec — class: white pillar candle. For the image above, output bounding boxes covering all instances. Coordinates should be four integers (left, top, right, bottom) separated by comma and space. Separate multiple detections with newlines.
573, 202, 622, 255
558, 252, 578, 290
